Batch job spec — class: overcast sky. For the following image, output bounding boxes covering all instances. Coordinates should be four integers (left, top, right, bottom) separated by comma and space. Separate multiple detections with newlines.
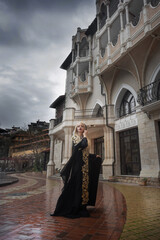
0, 0, 96, 129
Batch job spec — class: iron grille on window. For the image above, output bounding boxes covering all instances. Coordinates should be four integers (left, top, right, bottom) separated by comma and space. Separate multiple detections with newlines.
118, 91, 136, 118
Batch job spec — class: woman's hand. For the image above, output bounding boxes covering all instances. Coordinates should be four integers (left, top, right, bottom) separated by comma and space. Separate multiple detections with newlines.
83, 130, 88, 138
96, 155, 101, 158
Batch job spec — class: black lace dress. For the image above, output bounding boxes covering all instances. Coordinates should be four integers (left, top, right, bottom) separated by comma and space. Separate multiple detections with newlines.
52, 137, 102, 218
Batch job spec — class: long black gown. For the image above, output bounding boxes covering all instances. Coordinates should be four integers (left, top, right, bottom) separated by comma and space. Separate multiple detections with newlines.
52, 137, 102, 218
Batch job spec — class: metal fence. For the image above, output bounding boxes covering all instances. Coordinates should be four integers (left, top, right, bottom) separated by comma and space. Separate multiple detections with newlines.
137, 79, 160, 106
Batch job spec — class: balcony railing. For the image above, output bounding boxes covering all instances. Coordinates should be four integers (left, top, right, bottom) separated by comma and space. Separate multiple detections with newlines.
137, 79, 160, 106
75, 108, 103, 119
54, 116, 63, 127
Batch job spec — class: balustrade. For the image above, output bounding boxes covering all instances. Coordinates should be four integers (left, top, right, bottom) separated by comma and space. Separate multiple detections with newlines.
75, 108, 103, 119
137, 79, 160, 106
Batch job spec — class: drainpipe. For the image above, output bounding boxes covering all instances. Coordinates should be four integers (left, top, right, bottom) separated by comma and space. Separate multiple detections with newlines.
101, 83, 116, 176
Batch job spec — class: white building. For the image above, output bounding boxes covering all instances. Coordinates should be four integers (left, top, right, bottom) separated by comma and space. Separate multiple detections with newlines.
47, 0, 160, 184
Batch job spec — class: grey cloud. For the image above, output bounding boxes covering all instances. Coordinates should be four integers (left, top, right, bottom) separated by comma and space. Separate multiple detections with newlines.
0, 0, 95, 48
1, 0, 93, 12
0, 65, 55, 128
0, 0, 95, 128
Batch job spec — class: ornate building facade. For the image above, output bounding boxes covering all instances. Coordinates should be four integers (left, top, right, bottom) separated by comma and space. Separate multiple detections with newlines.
48, 0, 160, 183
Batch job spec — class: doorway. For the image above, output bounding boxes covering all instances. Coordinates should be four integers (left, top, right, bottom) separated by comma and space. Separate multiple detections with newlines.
119, 128, 141, 175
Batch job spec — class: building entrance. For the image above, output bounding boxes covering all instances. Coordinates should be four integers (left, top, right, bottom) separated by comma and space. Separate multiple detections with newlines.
94, 137, 104, 173
119, 128, 141, 175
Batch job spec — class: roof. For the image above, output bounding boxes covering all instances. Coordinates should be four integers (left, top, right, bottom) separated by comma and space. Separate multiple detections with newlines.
60, 52, 72, 70
60, 18, 97, 70
0, 128, 8, 134
50, 95, 65, 108
85, 18, 97, 36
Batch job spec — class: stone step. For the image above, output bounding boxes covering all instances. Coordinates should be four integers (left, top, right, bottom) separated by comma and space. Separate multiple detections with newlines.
108, 175, 160, 186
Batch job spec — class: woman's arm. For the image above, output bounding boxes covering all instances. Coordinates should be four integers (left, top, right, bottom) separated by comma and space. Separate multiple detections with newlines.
73, 137, 88, 151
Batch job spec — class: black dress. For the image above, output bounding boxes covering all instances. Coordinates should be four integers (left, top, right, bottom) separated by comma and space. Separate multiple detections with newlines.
52, 137, 102, 218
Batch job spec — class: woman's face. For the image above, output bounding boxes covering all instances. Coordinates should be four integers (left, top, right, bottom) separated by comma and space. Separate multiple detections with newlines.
76, 123, 85, 135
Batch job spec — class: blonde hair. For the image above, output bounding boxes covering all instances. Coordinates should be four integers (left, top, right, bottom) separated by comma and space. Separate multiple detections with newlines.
72, 122, 87, 145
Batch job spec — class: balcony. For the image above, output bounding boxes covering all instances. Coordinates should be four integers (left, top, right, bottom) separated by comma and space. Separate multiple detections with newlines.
137, 79, 160, 111
75, 108, 103, 119
70, 74, 92, 100
54, 116, 63, 127
49, 116, 63, 130
97, 0, 160, 73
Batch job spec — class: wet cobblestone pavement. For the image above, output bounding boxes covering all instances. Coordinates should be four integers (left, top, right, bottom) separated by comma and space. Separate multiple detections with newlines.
0, 173, 126, 240
108, 183, 160, 240
0, 173, 160, 240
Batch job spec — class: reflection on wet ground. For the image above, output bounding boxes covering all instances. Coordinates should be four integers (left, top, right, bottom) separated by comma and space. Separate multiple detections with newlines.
108, 182, 160, 240
0, 173, 160, 239
0, 173, 126, 240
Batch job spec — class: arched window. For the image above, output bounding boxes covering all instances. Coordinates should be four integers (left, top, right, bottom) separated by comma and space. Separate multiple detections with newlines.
148, 0, 160, 7
119, 91, 136, 117
99, 3, 107, 29
79, 38, 89, 57
93, 104, 103, 117
109, 0, 119, 17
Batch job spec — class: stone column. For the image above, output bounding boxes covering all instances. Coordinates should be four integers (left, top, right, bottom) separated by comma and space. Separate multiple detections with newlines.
143, 0, 151, 34
137, 111, 160, 178
143, 0, 147, 6
75, 62, 79, 94
88, 58, 92, 92
77, 43, 80, 58
124, 1, 132, 49
88, 36, 92, 58
96, 37, 100, 72
47, 134, 55, 178
125, 2, 129, 24
106, 1, 110, 19
118, 2, 125, 54
102, 126, 114, 179
119, 10, 124, 30
71, 36, 74, 64
107, 24, 111, 42
96, 14, 100, 32
107, 24, 112, 65
62, 127, 73, 167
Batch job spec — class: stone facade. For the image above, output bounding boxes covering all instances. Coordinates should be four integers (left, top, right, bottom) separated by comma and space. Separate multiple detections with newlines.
48, 0, 160, 182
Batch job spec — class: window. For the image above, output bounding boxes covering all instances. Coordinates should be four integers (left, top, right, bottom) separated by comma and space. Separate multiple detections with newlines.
99, 3, 107, 29
119, 90, 136, 117
79, 38, 89, 57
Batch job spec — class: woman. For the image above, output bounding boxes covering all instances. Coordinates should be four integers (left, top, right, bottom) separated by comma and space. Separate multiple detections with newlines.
50, 122, 102, 218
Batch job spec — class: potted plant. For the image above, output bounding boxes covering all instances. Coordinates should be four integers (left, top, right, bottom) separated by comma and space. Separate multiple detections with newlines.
139, 177, 148, 186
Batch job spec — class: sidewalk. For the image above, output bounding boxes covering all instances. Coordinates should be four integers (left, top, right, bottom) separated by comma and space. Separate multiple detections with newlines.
0, 172, 160, 240
109, 182, 160, 240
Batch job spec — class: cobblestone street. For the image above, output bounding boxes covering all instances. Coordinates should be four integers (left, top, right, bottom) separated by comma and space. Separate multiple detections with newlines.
0, 173, 160, 240
0, 173, 126, 240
